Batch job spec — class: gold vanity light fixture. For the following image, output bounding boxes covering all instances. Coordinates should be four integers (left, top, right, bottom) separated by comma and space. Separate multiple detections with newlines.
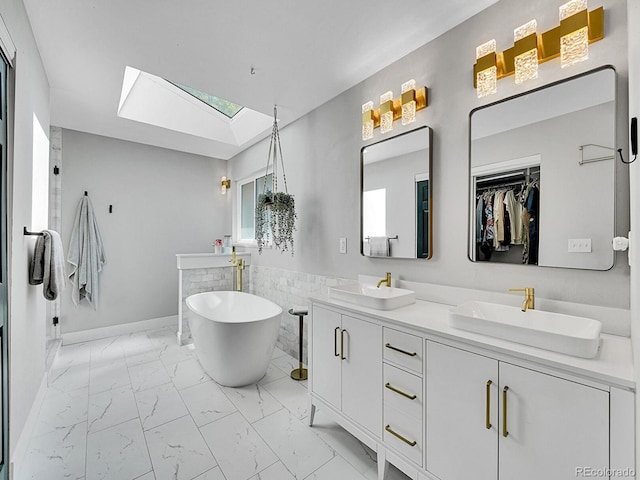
220, 176, 231, 195
361, 81, 428, 139
473, 1, 604, 94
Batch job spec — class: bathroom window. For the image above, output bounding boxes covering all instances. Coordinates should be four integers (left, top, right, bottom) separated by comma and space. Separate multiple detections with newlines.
237, 173, 273, 243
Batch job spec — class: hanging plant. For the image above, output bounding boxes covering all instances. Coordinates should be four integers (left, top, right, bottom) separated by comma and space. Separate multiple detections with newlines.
255, 106, 297, 254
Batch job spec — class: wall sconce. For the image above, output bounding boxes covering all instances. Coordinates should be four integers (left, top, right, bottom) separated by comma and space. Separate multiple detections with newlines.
361, 81, 428, 140
473, 2, 603, 96
220, 176, 231, 195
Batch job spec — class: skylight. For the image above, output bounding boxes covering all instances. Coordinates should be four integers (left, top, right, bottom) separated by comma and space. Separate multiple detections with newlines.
117, 66, 273, 156
168, 81, 244, 118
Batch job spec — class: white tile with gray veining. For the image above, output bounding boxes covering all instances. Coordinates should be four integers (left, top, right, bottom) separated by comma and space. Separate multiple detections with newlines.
32, 386, 88, 437
21, 421, 87, 480
221, 383, 283, 423
18, 329, 410, 480
167, 357, 210, 390
192, 467, 226, 480
247, 461, 296, 480
262, 376, 309, 420
200, 412, 278, 480
86, 418, 151, 480
253, 409, 336, 479
88, 385, 139, 433
135, 382, 189, 430
89, 358, 131, 395
144, 415, 217, 480
128, 360, 172, 393
179, 381, 236, 427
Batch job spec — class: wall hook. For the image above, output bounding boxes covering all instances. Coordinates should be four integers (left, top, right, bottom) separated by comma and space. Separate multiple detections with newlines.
618, 149, 637, 165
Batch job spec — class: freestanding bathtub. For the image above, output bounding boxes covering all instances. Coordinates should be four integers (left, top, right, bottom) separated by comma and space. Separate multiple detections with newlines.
185, 291, 282, 387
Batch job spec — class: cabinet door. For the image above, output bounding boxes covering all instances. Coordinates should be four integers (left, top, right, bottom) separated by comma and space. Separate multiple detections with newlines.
499, 363, 609, 480
311, 306, 342, 409
426, 341, 498, 480
341, 314, 382, 437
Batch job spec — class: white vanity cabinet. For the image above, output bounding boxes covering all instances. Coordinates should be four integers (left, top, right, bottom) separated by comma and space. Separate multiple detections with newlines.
309, 299, 635, 480
426, 340, 609, 480
310, 305, 382, 437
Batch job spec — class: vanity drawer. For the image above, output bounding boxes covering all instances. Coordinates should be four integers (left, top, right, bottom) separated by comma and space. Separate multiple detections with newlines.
383, 363, 422, 419
383, 328, 423, 374
384, 404, 423, 466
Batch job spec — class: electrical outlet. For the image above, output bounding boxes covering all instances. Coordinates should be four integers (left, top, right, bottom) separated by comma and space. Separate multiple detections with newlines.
339, 237, 347, 254
568, 238, 592, 253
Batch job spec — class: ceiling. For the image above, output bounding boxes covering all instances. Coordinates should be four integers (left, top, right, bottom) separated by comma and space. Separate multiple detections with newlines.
23, 0, 498, 160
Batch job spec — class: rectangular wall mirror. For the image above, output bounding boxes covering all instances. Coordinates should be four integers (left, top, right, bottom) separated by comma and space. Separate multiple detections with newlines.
468, 67, 616, 270
361, 125, 432, 259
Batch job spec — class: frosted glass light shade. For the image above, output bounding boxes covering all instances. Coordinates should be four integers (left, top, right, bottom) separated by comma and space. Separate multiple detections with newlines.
514, 20, 538, 84
476, 39, 497, 98
514, 19, 537, 41
560, 0, 587, 20
560, 26, 589, 67
401, 79, 416, 125
476, 39, 496, 59
380, 91, 394, 134
476, 66, 497, 98
560, 0, 589, 68
362, 101, 374, 140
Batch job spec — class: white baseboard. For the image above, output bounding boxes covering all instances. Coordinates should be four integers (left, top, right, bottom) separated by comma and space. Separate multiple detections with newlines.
10, 373, 48, 480
61, 315, 178, 345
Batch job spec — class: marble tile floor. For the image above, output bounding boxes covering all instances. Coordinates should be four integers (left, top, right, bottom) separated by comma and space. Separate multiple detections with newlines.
20, 327, 410, 480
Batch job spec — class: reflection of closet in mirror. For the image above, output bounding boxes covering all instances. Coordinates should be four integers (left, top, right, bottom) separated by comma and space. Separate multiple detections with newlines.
361, 126, 432, 259
472, 159, 540, 264
468, 67, 616, 270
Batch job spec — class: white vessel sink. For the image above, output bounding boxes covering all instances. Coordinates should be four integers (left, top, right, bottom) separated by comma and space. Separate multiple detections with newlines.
329, 284, 416, 310
449, 301, 602, 358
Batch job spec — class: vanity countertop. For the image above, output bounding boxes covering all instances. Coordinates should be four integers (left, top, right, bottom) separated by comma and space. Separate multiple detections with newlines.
311, 296, 635, 390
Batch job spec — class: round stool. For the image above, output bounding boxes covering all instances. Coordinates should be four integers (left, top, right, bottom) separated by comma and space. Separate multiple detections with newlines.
288, 307, 308, 381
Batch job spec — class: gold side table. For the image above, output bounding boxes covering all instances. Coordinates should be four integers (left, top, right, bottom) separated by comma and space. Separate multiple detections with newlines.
288, 308, 308, 381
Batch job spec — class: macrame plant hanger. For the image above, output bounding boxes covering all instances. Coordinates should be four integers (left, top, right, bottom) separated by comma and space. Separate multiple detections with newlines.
262, 105, 289, 200
256, 105, 296, 255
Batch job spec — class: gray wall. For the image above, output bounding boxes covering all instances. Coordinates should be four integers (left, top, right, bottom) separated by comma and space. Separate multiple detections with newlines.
231, 0, 630, 309
60, 130, 229, 332
3, 0, 51, 459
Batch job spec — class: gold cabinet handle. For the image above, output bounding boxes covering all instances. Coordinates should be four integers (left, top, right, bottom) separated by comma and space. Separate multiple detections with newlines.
334, 327, 340, 357
385, 425, 417, 447
385, 383, 417, 400
486, 380, 492, 429
385, 343, 417, 357
340, 329, 347, 360
502, 386, 509, 438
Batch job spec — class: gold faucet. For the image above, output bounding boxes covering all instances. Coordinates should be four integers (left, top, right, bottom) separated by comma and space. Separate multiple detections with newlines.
229, 247, 245, 292
377, 272, 392, 288
508, 287, 535, 312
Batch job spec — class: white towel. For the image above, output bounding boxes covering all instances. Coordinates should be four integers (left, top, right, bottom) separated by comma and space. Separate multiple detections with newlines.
368, 237, 390, 257
29, 230, 66, 301
67, 196, 106, 308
